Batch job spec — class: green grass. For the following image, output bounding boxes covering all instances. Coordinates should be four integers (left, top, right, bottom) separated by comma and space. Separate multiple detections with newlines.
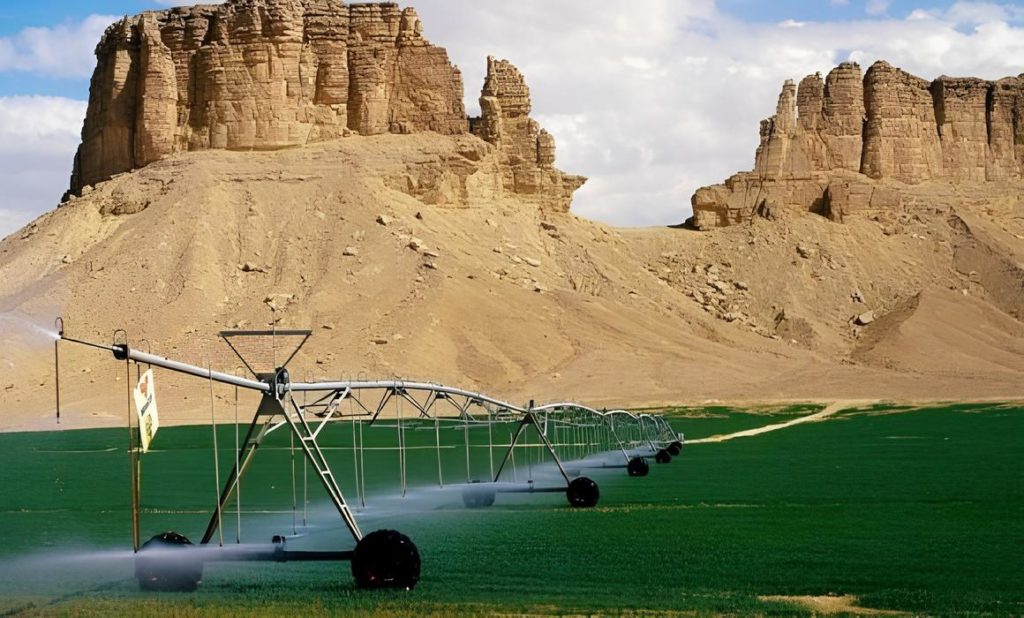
0, 403, 1021, 616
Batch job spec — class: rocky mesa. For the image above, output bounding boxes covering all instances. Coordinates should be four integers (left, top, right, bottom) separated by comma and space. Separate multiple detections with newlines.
690, 61, 1024, 229
70, 0, 583, 211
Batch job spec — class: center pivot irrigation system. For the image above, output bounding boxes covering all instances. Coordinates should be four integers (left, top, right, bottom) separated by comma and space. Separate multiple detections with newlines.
53, 320, 683, 592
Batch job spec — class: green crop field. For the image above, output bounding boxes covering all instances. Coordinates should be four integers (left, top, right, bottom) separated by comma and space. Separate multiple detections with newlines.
0, 403, 1021, 616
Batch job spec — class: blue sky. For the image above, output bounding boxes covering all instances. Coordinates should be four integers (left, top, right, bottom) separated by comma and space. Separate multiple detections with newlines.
1, 0, 1024, 237
0, 3, 134, 29
0, 0, 1003, 33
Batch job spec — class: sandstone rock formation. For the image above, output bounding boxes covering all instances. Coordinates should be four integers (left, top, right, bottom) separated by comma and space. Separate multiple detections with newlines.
690, 61, 1024, 229
470, 57, 586, 212
71, 0, 468, 195
69, 0, 583, 213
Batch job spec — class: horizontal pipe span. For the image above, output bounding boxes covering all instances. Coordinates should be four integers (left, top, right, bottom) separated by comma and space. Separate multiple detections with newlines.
494, 484, 567, 494
126, 349, 269, 392
534, 401, 628, 417
274, 550, 355, 562
198, 546, 354, 563
59, 335, 268, 391
290, 383, 632, 419
59, 335, 660, 426
289, 380, 526, 412
59, 335, 116, 353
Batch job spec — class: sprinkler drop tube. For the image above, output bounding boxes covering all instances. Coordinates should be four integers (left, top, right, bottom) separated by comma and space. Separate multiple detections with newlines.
54, 317, 64, 424
54, 338, 60, 424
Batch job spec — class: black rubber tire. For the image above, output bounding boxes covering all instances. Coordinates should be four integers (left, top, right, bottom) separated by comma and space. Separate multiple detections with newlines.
627, 457, 650, 477
566, 477, 600, 508
655, 449, 672, 464
462, 483, 496, 508
667, 441, 682, 456
351, 529, 421, 590
135, 531, 203, 592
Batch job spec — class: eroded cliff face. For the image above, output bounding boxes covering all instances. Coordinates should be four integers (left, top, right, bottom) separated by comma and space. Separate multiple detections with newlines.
69, 0, 583, 212
470, 57, 586, 212
72, 1, 466, 194
691, 61, 1024, 230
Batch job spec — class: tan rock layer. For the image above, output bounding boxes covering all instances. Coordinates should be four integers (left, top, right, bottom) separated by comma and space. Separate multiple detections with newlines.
691, 60, 1024, 229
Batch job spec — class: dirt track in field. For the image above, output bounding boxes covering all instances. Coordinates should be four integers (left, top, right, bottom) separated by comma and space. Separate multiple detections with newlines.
685, 400, 875, 444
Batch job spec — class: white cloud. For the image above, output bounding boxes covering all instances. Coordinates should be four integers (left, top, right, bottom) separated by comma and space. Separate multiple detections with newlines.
0, 95, 85, 147
0, 15, 117, 79
945, 1, 1024, 24
907, 9, 938, 20
866, 0, 892, 16
0, 96, 86, 240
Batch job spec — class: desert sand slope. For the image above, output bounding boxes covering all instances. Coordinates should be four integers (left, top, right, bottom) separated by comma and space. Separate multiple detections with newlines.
1, 133, 1023, 430
854, 288, 1024, 376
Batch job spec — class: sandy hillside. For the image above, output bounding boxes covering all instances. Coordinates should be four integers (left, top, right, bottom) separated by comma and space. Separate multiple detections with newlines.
2, 132, 1023, 431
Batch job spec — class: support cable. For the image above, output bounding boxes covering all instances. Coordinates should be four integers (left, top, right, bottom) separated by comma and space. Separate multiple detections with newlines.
209, 360, 224, 547
434, 414, 444, 487
487, 405, 494, 481
302, 383, 308, 528
125, 342, 139, 552
234, 384, 241, 544
350, 388, 360, 508
398, 388, 407, 497
290, 430, 297, 535
358, 410, 366, 507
